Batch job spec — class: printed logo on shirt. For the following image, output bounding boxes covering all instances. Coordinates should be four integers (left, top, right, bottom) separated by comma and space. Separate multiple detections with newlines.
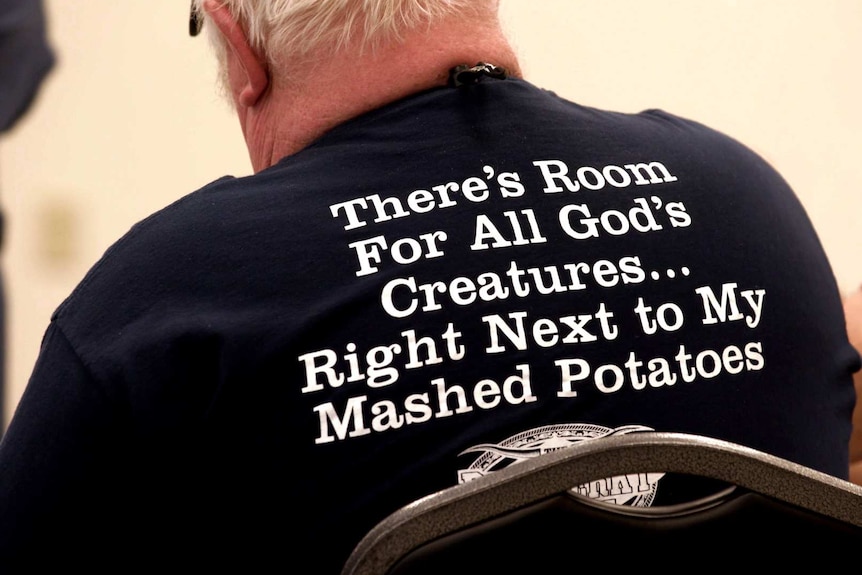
457, 423, 663, 507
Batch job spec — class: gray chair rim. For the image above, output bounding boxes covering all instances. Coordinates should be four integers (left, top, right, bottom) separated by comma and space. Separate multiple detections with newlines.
341, 431, 862, 575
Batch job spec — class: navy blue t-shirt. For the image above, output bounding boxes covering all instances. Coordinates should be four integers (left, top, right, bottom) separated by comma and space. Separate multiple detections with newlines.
0, 79, 857, 572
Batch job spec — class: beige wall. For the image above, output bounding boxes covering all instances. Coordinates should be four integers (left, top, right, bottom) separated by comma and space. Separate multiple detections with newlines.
1, 1, 860, 425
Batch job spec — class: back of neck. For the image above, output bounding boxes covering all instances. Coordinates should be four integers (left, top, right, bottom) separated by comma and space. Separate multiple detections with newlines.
247, 13, 522, 170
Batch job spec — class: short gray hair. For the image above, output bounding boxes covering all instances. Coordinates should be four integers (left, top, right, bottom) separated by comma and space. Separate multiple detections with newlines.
194, 0, 493, 69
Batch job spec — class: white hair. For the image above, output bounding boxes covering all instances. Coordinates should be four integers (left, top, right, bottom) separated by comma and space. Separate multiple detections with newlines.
194, 0, 494, 69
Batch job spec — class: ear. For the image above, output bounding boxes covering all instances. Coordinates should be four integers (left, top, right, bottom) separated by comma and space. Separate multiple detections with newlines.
203, 0, 269, 107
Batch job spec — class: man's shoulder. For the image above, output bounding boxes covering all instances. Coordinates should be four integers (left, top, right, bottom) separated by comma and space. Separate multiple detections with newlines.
49, 174, 268, 316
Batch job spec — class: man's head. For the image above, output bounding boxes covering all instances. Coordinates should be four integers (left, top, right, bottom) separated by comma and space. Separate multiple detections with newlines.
192, 0, 495, 90
190, 0, 516, 172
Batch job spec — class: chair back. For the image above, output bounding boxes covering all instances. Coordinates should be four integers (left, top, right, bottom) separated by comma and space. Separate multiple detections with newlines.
342, 432, 862, 574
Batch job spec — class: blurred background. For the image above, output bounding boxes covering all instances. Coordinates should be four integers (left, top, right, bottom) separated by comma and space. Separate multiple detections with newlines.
1, 0, 860, 427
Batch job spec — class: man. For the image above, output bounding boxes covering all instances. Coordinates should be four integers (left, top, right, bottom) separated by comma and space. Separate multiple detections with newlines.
0, 0, 857, 571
